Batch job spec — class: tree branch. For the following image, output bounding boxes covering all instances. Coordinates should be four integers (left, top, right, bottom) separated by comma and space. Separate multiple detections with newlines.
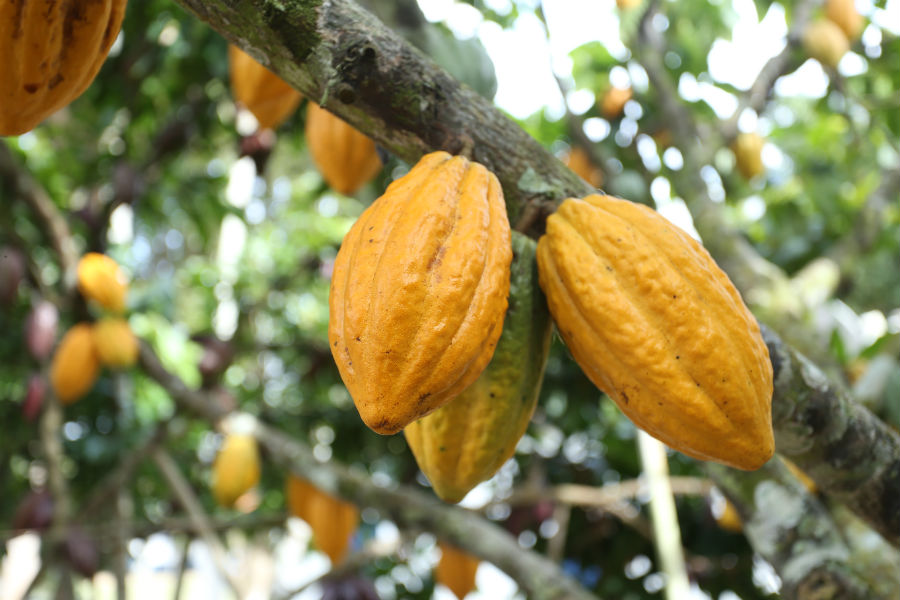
139, 342, 599, 600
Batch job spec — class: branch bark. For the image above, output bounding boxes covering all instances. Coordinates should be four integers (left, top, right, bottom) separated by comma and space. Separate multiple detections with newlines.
139, 342, 598, 600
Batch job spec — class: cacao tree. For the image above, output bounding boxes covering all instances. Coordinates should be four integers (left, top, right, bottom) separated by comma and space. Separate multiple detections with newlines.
1, 0, 898, 599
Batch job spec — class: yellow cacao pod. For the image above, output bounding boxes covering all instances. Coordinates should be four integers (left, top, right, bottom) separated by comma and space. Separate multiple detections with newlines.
228, 45, 302, 131
405, 233, 552, 503
563, 147, 604, 189
77, 253, 128, 313
826, 0, 863, 40
600, 86, 632, 120
0, 0, 128, 136
731, 133, 765, 180
616, 0, 643, 9
536, 195, 774, 470
50, 323, 100, 404
803, 20, 850, 69
329, 151, 512, 434
212, 434, 261, 508
92, 317, 138, 368
435, 543, 479, 600
305, 102, 382, 195
715, 498, 744, 533
286, 475, 358, 564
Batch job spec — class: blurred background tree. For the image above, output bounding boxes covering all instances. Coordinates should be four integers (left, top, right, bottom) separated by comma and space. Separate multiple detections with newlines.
1, 0, 898, 598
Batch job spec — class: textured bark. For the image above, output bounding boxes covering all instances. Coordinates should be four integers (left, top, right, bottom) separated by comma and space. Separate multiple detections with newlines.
167, 0, 900, 548
708, 459, 888, 600
764, 325, 900, 546
138, 343, 599, 600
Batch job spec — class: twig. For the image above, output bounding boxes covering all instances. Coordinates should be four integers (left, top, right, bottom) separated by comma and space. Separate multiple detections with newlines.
151, 447, 246, 599
172, 535, 191, 600
499, 477, 713, 509
0, 140, 79, 293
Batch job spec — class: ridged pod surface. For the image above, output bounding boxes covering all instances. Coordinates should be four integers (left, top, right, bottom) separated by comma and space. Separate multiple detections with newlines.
329, 151, 512, 434
537, 195, 774, 470
77, 253, 128, 313
435, 543, 479, 600
0, 0, 128, 136
306, 102, 382, 195
212, 434, 260, 507
93, 317, 138, 368
228, 45, 302, 131
405, 233, 552, 503
50, 323, 100, 404
285, 475, 358, 564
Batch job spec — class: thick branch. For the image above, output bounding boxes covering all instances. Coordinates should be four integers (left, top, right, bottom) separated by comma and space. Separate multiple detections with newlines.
707, 459, 887, 600
763, 326, 900, 546
171, 0, 591, 236
139, 343, 598, 600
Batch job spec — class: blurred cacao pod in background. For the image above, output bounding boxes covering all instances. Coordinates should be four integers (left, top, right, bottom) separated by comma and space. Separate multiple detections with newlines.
228, 44, 302, 131
23, 374, 46, 422
435, 543, 479, 600
212, 434, 261, 508
0, 246, 25, 306
305, 102, 382, 195
50, 323, 101, 404
12, 489, 54, 532
77, 253, 128, 313
93, 317, 139, 368
25, 300, 59, 361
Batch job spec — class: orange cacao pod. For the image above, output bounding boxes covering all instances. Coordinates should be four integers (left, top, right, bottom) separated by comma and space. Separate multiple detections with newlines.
600, 86, 632, 120
803, 20, 849, 69
286, 475, 358, 564
50, 323, 100, 404
0, 0, 128, 136
77, 253, 128, 313
536, 195, 774, 470
212, 434, 261, 508
305, 102, 382, 195
731, 133, 765, 180
228, 45, 302, 131
92, 317, 138, 368
826, 0, 863, 40
563, 147, 604, 189
435, 543, 479, 600
329, 151, 512, 434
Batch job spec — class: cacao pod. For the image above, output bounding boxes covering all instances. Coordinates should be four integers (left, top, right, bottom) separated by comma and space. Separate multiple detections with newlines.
0, 246, 25, 305
50, 323, 100, 404
23, 374, 45, 422
25, 300, 59, 361
600, 86, 632, 120
228, 44, 302, 131
435, 543, 479, 600
0, 0, 128, 136
731, 132, 765, 180
93, 317, 138, 368
12, 489, 54, 532
212, 434, 261, 508
329, 151, 512, 434
405, 233, 552, 503
803, 20, 849, 69
62, 526, 100, 578
826, 0, 863, 40
321, 574, 380, 600
563, 147, 604, 189
305, 102, 382, 195
77, 253, 128, 313
715, 498, 743, 533
286, 475, 358, 564
536, 195, 774, 470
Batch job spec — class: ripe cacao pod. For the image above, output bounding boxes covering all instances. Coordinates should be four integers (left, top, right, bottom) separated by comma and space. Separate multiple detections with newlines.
93, 317, 138, 368
329, 151, 512, 434
405, 233, 552, 503
50, 323, 100, 404
228, 44, 302, 131
77, 253, 128, 313
803, 20, 850, 69
435, 543, 479, 600
305, 102, 382, 195
0, 0, 128, 136
286, 475, 358, 564
600, 86, 632, 120
212, 434, 261, 508
563, 147, 604, 189
536, 195, 774, 470
23, 374, 45, 422
826, 0, 863, 40
25, 300, 59, 361
731, 132, 765, 180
